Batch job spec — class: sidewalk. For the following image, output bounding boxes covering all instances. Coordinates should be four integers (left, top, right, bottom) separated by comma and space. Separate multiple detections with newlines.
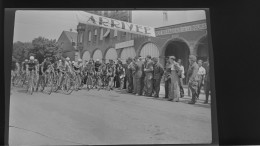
159, 84, 211, 104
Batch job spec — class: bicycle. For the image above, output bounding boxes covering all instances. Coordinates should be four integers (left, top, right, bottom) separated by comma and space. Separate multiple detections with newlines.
27, 70, 37, 95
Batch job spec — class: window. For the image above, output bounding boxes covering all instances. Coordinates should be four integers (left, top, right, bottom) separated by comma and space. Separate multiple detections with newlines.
79, 33, 83, 43
94, 29, 98, 43
114, 30, 117, 37
100, 28, 103, 40
88, 31, 92, 42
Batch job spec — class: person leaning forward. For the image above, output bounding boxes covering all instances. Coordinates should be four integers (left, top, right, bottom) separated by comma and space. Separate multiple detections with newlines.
187, 55, 200, 104
152, 57, 164, 98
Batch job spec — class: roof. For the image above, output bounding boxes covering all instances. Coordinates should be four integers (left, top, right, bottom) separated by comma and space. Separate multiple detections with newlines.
63, 31, 78, 43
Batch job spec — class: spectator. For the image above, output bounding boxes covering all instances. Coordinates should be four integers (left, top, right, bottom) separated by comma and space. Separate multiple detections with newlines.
126, 57, 133, 93
168, 56, 180, 102
134, 56, 144, 96
143, 55, 154, 97
177, 59, 185, 98
152, 57, 164, 98
203, 59, 210, 104
197, 60, 206, 99
187, 55, 199, 104
164, 57, 171, 99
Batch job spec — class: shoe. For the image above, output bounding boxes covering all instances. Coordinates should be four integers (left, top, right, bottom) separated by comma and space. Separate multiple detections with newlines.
167, 99, 173, 101
154, 95, 159, 98
204, 101, 208, 104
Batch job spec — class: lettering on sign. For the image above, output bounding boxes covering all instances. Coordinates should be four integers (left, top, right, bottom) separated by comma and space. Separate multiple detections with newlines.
76, 11, 156, 37
115, 40, 134, 49
155, 23, 207, 36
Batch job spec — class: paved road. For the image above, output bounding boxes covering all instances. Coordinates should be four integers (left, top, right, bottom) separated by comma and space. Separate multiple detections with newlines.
9, 85, 211, 145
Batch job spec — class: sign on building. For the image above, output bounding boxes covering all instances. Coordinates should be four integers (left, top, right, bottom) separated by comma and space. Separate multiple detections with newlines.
75, 11, 156, 37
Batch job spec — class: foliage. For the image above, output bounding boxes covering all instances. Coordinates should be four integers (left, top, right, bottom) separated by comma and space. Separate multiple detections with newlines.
12, 36, 61, 63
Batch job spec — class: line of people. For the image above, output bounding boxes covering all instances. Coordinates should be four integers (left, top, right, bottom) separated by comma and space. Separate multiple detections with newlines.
11, 54, 210, 104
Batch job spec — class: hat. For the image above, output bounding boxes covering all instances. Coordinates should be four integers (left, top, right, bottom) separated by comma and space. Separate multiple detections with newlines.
30, 56, 34, 60
189, 55, 197, 62
66, 57, 70, 61
169, 56, 176, 60
153, 57, 158, 62
78, 59, 82, 62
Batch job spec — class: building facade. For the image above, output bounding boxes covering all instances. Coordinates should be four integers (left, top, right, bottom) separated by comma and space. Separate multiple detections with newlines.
77, 11, 209, 83
57, 30, 78, 61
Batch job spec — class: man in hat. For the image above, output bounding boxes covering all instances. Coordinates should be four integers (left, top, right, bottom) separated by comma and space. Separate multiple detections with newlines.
164, 57, 171, 99
152, 57, 164, 98
187, 55, 199, 104
133, 56, 144, 96
143, 55, 154, 97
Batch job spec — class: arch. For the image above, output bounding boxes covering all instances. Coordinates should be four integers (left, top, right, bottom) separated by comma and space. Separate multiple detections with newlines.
119, 47, 136, 64
138, 42, 160, 59
194, 34, 208, 62
82, 50, 90, 63
92, 49, 102, 61
163, 38, 191, 84
104, 47, 118, 63
137, 41, 160, 57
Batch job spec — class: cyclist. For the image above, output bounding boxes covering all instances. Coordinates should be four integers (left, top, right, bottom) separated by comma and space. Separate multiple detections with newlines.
21, 59, 29, 84
36, 58, 51, 91
26, 56, 37, 91
93, 59, 102, 89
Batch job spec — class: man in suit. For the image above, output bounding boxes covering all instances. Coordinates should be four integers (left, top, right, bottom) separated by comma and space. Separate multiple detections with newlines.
143, 55, 154, 97
134, 56, 144, 96
152, 57, 164, 98
187, 55, 199, 104
126, 57, 134, 93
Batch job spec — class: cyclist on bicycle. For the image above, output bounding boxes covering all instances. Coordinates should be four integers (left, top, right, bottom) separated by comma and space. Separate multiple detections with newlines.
36, 57, 51, 91
21, 59, 29, 84
26, 56, 37, 90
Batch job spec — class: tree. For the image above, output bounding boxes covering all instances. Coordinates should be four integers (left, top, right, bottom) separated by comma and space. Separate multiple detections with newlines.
12, 41, 33, 63
31, 36, 60, 63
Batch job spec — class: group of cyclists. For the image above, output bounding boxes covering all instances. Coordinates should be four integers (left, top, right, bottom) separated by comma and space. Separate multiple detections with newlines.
11, 55, 125, 95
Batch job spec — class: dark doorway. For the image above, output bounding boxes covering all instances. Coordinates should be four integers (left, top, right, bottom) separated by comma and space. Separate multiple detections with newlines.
197, 36, 208, 62
164, 40, 190, 84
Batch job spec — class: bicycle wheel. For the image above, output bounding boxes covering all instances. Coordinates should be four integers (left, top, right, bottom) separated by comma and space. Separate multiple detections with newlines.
63, 74, 74, 95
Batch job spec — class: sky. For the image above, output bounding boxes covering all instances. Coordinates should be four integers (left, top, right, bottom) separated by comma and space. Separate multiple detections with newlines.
13, 10, 206, 42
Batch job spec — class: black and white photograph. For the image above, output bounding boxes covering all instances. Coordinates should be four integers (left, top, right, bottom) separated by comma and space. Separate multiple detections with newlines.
9, 9, 214, 145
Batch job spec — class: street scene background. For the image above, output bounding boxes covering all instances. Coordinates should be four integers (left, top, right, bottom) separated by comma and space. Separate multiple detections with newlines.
9, 10, 212, 145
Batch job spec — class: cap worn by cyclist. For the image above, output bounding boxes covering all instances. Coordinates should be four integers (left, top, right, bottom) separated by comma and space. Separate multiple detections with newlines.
30, 56, 34, 60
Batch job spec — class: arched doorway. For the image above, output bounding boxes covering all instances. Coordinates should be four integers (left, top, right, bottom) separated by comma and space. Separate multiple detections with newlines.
92, 49, 102, 61
196, 36, 208, 62
140, 42, 160, 59
164, 39, 190, 84
105, 48, 117, 63
82, 51, 90, 64
120, 47, 136, 64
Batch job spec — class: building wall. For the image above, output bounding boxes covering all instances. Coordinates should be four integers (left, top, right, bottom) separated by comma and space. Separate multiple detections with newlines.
78, 13, 208, 67
57, 32, 76, 61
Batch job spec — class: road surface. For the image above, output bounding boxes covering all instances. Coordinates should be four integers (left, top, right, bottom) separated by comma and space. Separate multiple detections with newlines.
9, 85, 212, 145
